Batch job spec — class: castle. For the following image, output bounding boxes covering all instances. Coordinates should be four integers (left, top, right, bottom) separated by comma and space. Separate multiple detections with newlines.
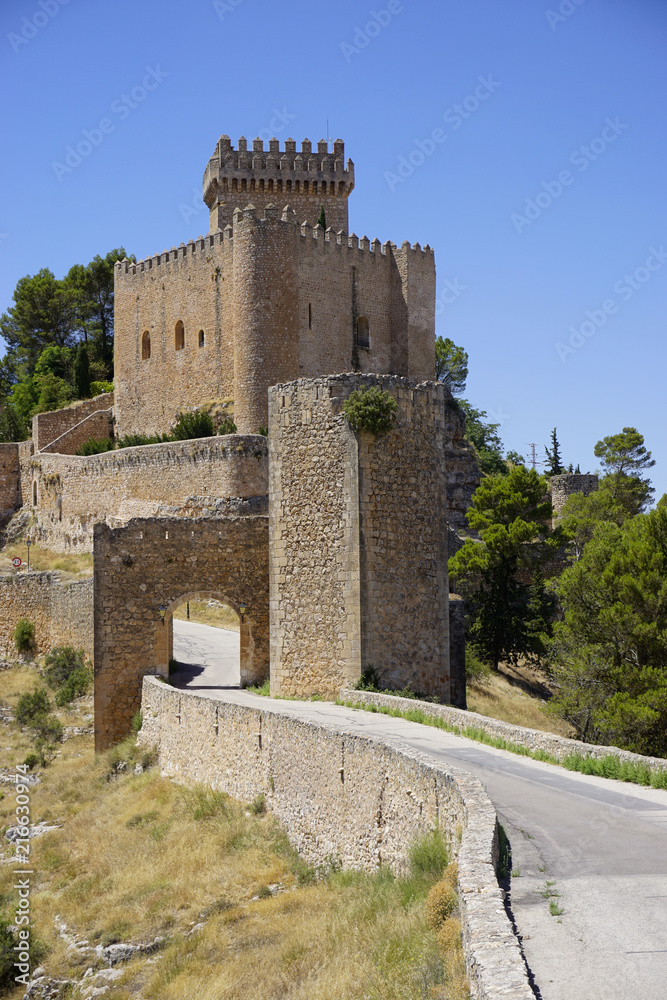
0, 133, 482, 747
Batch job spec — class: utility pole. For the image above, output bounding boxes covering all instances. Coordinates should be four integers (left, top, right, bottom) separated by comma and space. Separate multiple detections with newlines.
527, 443, 540, 470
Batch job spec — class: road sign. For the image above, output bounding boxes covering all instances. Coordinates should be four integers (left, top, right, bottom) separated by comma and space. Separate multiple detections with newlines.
12, 557, 21, 568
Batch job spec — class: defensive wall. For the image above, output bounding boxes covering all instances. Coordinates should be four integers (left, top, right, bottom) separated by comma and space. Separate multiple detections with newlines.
139, 679, 534, 1000
28, 435, 268, 552
0, 572, 93, 660
0, 444, 20, 523
113, 205, 435, 438
94, 516, 269, 750
32, 392, 113, 452
203, 135, 355, 233
268, 374, 450, 702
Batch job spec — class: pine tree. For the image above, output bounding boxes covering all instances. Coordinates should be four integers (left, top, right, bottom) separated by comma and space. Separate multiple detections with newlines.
74, 344, 91, 399
316, 204, 326, 229
544, 427, 564, 475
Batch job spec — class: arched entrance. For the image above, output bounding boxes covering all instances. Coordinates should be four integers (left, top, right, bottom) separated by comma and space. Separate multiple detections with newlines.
94, 516, 269, 749
161, 591, 242, 689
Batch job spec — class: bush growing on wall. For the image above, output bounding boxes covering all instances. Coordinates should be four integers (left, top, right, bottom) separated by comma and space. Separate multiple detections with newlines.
342, 387, 397, 436
14, 619, 35, 655
44, 646, 92, 706
172, 409, 214, 440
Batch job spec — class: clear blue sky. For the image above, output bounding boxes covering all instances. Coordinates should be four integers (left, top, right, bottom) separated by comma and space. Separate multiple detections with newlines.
1, 0, 666, 495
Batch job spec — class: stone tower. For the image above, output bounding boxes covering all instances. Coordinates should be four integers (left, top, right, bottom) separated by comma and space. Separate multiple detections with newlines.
203, 135, 355, 233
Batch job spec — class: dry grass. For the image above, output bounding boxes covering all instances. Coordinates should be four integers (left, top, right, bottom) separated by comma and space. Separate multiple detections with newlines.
173, 599, 240, 632
0, 666, 468, 999
466, 661, 573, 737
0, 542, 93, 578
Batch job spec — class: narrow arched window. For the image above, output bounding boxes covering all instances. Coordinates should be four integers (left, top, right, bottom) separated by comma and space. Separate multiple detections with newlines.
308, 303, 312, 330
175, 320, 185, 351
32, 480, 37, 506
356, 315, 370, 348
199, 329, 205, 348
141, 331, 151, 360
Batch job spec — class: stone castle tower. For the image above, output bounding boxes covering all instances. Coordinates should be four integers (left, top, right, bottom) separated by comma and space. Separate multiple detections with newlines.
113, 135, 436, 437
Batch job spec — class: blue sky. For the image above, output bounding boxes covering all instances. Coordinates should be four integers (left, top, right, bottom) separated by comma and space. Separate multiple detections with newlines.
1, 0, 666, 495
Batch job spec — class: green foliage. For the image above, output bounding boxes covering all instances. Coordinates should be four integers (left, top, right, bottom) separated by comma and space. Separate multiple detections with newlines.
23, 752, 41, 771
408, 829, 448, 883
131, 711, 143, 732
31, 713, 64, 743
465, 646, 491, 683
594, 427, 654, 513
0, 402, 29, 442
549, 506, 667, 755
76, 436, 115, 456
496, 823, 510, 880
258, 425, 268, 437
15, 688, 51, 726
74, 343, 91, 399
218, 417, 237, 435
250, 793, 266, 815
544, 427, 565, 476
44, 646, 86, 688
91, 379, 113, 395
434, 336, 468, 396
559, 477, 640, 560
342, 387, 397, 436
116, 433, 165, 449
450, 467, 556, 668
54, 666, 91, 706
459, 401, 511, 476
355, 664, 381, 691
14, 619, 35, 654
316, 204, 326, 229
0, 912, 46, 992
171, 409, 214, 441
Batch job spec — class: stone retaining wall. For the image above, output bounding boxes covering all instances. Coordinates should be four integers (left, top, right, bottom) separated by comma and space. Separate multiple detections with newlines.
340, 688, 667, 776
0, 572, 93, 660
39, 408, 114, 456
139, 679, 534, 1000
32, 393, 114, 451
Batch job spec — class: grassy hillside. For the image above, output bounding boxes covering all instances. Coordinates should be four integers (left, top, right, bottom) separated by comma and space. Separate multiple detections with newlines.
0, 665, 468, 999
466, 661, 573, 736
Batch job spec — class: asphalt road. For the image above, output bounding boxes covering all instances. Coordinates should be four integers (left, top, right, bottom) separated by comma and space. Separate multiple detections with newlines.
172, 617, 240, 688
171, 620, 667, 1000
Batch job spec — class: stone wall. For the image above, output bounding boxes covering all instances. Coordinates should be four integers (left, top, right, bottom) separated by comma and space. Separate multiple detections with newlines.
0, 572, 93, 660
449, 596, 466, 709
340, 688, 667, 778
139, 679, 534, 1000
550, 473, 599, 518
445, 399, 481, 533
0, 444, 20, 522
113, 206, 435, 438
268, 374, 450, 701
93, 516, 269, 749
40, 407, 113, 456
28, 435, 268, 552
32, 393, 113, 452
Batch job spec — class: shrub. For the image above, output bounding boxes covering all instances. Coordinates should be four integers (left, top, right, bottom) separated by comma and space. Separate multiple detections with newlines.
258, 425, 268, 437
408, 828, 448, 882
171, 409, 214, 441
355, 664, 381, 691
31, 714, 63, 743
23, 752, 41, 770
342, 387, 397, 435
14, 619, 35, 654
465, 646, 492, 683
425, 863, 459, 928
44, 646, 86, 688
250, 793, 266, 815
91, 380, 113, 395
218, 418, 237, 435
116, 433, 162, 449
54, 666, 91, 706
132, 711, 143, 732
15, 688, 51, 726
77, 437, 114, 456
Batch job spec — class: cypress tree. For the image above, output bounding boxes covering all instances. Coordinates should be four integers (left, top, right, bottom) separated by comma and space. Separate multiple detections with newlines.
316, 204, 326, 229
74, 344, 91, 399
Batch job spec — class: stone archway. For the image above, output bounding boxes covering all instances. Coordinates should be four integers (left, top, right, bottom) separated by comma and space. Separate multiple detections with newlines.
161, 590, 244, 689
93, 515, 268, 749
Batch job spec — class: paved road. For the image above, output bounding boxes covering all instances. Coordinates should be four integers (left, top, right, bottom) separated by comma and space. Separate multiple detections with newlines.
171, 621, 667, 1000
172, 618, 240, 688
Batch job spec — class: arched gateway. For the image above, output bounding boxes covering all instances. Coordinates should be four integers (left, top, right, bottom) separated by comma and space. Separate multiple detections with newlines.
93, 515, 268, 750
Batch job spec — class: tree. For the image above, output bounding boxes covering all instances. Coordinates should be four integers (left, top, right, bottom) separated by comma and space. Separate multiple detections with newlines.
594, 427, 654, 513
544, 427, 565, 475
0, 268, 76, 372
74, 344, 91, 399
435, 336, 468, 396
459, 401, 508, 476
316, 204, 326, 229
549, 507, 667, 756
449, 467, 556, 669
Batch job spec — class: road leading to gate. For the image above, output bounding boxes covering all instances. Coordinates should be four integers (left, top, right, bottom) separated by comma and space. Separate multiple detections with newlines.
172, 618, 240, 688
170, 621, 667, 1000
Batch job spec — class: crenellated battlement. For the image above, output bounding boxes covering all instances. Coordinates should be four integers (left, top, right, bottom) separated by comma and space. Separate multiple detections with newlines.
115, 204, 434, 279
203, 135, 355, 233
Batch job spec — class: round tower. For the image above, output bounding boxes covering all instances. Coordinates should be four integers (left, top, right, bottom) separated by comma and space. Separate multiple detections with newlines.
203, 135, 355, 233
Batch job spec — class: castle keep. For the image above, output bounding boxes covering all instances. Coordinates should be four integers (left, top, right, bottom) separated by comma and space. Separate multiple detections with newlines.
0, 133, 480, 746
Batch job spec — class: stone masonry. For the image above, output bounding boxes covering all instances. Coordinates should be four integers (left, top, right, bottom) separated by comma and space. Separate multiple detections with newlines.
93, 516, 269, 749
269, 374, 450, 701
32, 392, 113, 452
0, 572, 93, 660
550, 472, 599, 519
